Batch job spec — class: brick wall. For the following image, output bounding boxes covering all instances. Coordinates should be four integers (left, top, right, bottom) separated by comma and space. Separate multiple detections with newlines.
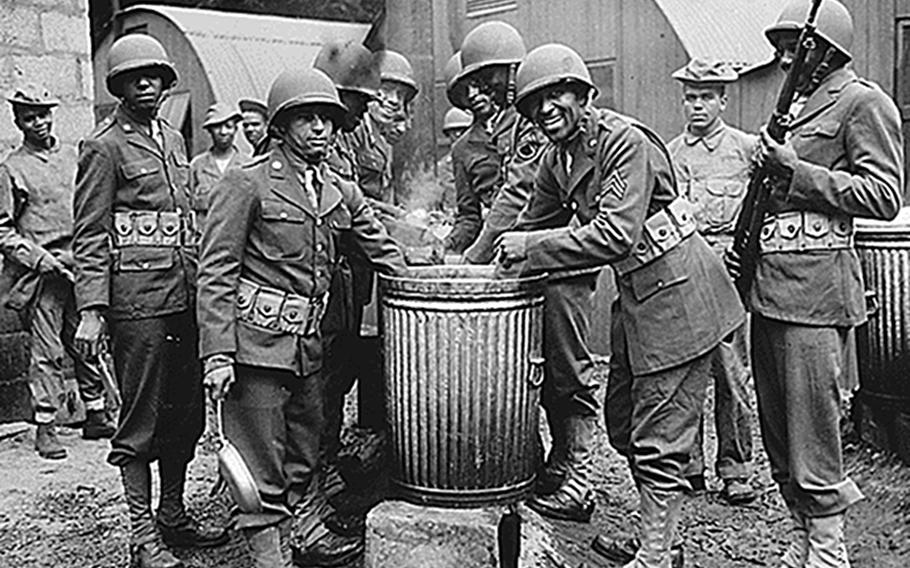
0, 0, 94, 423
0, 0, 94, 158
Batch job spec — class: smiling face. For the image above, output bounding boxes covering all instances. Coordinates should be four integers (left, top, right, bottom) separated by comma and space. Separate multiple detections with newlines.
681, 84, 726, 136
531, 83, 589, 143
463, 65, 509, 121
279, 106, 335, 163
118, 70, 166, 116
14, 105, 54, 149
241, 110, 267, 147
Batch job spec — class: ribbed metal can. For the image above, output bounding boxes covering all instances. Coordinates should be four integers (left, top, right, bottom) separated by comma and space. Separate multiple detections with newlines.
855, 207, 910, 395
379, 265, 546, 507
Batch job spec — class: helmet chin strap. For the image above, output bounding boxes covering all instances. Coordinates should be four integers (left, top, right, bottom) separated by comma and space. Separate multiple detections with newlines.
798, 46, 839, 97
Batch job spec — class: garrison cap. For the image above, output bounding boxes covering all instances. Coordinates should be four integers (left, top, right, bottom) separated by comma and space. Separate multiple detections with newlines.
6, 83, 60, 108
238, 98, 268, 117
671, 58, 738, 85
202, 102, 242, 128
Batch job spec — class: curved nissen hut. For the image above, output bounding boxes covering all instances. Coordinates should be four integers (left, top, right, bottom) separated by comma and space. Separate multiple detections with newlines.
93, 5, 369, 156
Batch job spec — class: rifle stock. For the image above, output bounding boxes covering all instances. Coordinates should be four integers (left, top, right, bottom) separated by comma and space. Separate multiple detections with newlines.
730, 0, 823, 300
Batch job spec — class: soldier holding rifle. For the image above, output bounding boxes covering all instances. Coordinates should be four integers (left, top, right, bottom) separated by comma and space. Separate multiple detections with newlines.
729, 1, 903, 565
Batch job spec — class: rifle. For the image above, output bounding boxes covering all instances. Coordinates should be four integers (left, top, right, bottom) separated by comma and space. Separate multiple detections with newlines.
730, 0, 823, 299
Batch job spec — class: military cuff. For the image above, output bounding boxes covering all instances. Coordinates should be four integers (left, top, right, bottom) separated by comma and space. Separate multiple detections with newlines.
204, 353, 235, 375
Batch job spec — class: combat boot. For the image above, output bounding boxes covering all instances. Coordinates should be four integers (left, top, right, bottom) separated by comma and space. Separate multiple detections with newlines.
591, 535, 684, 567
805, 514, 850, 568
242, 523, 292, 568
35, 423, 67, 460
156, 458, 229, 548
122, 461, 184, 568
293, 530, 364, 567
536, 411, 569, 496
527, 414, 596, 522
780, 510, 809, 568
131, 539, 184, 568
82, 408, 116, 440
622, 486, 683, 568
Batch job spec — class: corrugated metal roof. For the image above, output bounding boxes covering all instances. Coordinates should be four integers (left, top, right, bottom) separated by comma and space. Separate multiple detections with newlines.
653, 0, 790, 73
125, 5, 370, 105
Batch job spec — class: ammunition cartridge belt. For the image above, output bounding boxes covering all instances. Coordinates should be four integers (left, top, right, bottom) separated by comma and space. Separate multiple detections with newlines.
112, 210, 196, 248
759, 211, 853, 254
614, 197, 698, 276
237, 278, 329, 337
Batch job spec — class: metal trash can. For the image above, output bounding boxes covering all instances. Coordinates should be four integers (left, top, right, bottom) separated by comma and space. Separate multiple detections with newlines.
854, 208, 910, 463
379, 265, 545, 507
855, 207, 910, 394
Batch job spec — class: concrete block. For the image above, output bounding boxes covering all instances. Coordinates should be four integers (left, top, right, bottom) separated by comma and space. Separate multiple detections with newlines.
3, 55, 79, 99
52, 103, 95, 144
41, 12, 90, 54
365, 500, 563, 568
0, 6, 41, 50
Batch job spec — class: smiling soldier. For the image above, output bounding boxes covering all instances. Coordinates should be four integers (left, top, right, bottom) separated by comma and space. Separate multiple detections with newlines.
493, 44, 744, 568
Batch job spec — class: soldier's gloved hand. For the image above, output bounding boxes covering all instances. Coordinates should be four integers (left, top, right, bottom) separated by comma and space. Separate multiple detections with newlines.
723, 246, 742, 281
493, 231, 528, 268
755, 127, 798, 177
74, 309, 106, 360
204, 354, 236, 400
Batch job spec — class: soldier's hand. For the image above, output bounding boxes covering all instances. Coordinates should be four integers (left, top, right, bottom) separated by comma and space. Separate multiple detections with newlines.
723, 246, 742, 281
754, 127, 798, 176
493, 232, 528, 268
205, 362, 236, 400
74, 309, 106, 360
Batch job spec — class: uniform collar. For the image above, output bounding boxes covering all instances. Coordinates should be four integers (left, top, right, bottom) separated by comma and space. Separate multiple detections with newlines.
115, 104, 166, 158
682, 119, 726, 151
19, 137, 60, 162
267, 145, 341, 218
790, 66, 857, 130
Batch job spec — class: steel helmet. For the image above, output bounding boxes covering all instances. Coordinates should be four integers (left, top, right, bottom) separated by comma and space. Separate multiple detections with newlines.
514, 43, 597, 118
314, 40, 381, 100
376, 50, 418, 102
6, 83, 59, 107
266, 68, 348, 130
443, 52, 468, 108
765, 0, 853, 59
443, 107, 473, 133
455, 21, 526, 86
106, 34, 178, 96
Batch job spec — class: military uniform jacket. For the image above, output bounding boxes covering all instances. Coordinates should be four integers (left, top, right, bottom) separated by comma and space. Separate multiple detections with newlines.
751, 67, 904, 326
0, 140, 77, 308
516, 107, 744, 375
73, 105, 195, 320
189, 146, 247, 224
445, 109, 518, 253
196, 144, 406, 377
462, 113, 548, 262
667, 121, 757, 237
340, 113, 393, 203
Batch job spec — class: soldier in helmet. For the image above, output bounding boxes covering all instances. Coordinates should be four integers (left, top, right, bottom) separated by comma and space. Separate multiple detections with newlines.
190, 102, 247, 230
71, 34, 227, 568
438, 105, 473, 212
312, 39, 383, 497
0, 83, 117, 460
729, 1, 903, 566
197, 67, 406, 568
343, 49, 418, 205
448, 22, 600, 526
443, 22, 528, 254
494, 43, 744, 567
667, 58, 758, 506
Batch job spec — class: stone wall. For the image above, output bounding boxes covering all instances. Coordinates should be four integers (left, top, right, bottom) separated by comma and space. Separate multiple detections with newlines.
0, 0, 94, 423
0, 0, 94, 158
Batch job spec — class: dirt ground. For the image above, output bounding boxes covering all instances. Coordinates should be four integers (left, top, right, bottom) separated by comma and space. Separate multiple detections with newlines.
1, 377, 909, 568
